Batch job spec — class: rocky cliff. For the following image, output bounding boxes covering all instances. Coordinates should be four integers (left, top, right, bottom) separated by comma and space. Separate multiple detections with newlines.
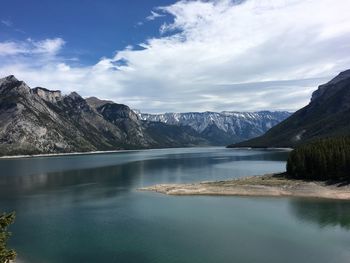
0, 75, 209, 156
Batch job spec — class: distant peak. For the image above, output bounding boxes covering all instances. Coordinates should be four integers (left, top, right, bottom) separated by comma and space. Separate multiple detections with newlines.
86, 96, 114, 109
68, 91, 81, 98
0, 75, 19, 83
86, 96, 99, 100
327, 69, 350, 85
311, 69, 350, 102
339, 69, 350, 76
0, 75, 31, 96
5, 75, 18, 81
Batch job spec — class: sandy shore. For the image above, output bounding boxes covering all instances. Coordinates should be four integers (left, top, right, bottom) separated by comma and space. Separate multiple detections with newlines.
0, 149, 141, 159
139, 174, 350, 200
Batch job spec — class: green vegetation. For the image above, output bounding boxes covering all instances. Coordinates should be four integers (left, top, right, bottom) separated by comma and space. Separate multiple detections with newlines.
0, 212, 16, 263
287, 137, 350, 180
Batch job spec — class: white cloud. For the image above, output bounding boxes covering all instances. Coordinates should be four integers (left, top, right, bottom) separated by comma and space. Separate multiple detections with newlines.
30, 38, 65, 55
0, 38, 65, 56
146, 10, 166, 21
1, 0, 350, 113
0, 42, 27, 56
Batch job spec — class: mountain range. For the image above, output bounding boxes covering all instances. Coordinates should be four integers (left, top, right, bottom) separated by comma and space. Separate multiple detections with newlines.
230, 69, 350, 148
0, 75, 290, 156
0, 75, 210, 156
138, 111, 291, 145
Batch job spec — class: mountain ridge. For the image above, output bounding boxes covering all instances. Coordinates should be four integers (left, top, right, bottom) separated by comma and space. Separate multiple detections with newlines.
229, 69, 350, 148
0, 75, 290, 156
0, 75, 209, 156
139, 111, 291, 145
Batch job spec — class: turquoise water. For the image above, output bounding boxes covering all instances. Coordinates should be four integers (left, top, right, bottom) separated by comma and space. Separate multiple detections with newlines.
0, 147, 349, 263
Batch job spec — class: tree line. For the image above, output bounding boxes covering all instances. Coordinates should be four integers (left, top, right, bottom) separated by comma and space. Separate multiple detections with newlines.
287, 136, 350, 180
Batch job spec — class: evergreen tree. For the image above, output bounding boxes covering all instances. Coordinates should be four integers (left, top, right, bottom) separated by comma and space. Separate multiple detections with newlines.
286, 137, 350, 180
0, 212, 16, 263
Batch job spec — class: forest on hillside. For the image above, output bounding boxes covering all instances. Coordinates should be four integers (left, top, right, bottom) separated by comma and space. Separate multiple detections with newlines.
286, 137, 350, 180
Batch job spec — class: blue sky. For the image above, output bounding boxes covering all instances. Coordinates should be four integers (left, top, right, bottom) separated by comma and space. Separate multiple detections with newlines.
0, 0, 175, 65
1, 0, 350, 113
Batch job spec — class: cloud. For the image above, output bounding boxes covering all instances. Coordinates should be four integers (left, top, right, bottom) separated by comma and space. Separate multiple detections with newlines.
1, 20, 13, 27
31, 38, 65, 54
0, 38, 65, 56
0, 0, 350, 113
137, 10, 166, 26
0, 42, 26, 56
1, 19, 26, 34
146, 10, 166, 21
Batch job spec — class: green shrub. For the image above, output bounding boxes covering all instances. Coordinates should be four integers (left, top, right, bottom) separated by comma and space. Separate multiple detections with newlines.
287, 137, 350, 180
0, 212, 16, 263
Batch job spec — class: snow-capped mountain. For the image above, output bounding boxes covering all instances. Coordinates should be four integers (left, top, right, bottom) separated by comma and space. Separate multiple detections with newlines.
138, 111, 292, 145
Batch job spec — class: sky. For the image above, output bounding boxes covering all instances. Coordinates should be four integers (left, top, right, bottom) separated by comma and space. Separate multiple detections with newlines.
1, 0, 350, 113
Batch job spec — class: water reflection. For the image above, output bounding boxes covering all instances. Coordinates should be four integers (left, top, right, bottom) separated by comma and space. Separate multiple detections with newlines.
289, 199, 350, 229
0, 149, 288, 200
0, 162, 143, 200
1, 148, 350, 263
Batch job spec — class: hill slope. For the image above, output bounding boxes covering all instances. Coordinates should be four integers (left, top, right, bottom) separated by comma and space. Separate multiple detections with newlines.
229, 70, 350, 148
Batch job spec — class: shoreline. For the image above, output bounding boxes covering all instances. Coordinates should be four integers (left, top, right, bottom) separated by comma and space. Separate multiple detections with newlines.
0, 149, 141, 159
139, 173, 350, 200
0, 146, 214, 159
0, 146, 292, 160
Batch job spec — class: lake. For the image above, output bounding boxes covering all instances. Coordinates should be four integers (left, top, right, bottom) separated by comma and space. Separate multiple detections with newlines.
0, 147, 349, 263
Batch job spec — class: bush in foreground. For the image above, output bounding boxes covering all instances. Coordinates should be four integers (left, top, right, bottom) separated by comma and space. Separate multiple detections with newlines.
286, 137, 350, 180
0, 212, 16, 263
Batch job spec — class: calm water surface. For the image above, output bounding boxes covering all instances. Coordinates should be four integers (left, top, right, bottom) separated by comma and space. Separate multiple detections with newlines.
0, 147, 349, 263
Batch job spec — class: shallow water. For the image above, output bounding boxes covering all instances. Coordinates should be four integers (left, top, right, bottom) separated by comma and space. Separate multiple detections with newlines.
0, 147, 349, 263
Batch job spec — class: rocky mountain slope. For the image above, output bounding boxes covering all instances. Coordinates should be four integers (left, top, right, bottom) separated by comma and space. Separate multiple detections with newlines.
0, 75, 208, 156
139, 111, 291, 145
86, 97, 208, 148
0, 75, 292, 156
229, 69, 350, 148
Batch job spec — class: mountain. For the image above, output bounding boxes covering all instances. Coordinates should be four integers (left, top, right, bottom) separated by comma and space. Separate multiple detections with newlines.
229, 69, 350, 148
138, 111, 291, 145
0, 75, 209, 156
86, 97, 208, 148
